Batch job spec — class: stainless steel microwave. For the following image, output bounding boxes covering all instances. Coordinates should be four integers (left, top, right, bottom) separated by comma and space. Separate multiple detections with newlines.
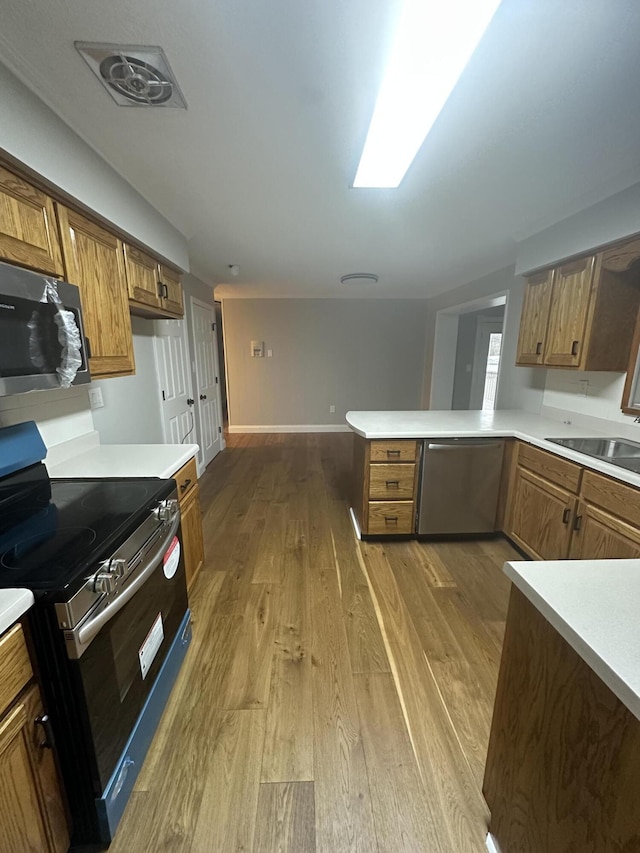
0, 260, 91, 396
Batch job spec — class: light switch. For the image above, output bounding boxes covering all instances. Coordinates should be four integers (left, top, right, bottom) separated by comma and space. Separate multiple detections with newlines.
251, 340, 264, 358
88, 387, 104, 409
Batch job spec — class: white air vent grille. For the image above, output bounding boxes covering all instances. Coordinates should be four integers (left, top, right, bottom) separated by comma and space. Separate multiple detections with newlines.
75, 43, 187, 109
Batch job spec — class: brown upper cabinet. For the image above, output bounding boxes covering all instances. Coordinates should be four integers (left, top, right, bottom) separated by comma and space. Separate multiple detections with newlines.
0, 165, 64, 276
125, 245, 184, 318
516, 240, 640, 371
57, 205, 136, 378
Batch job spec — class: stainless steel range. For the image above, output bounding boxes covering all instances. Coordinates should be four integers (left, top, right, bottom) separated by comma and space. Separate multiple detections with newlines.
0, 422, 192, 847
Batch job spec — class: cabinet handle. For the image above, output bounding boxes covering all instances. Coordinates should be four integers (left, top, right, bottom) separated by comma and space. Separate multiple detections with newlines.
163, 283, 169, 299
35, 714, 54, 750
384, 516, 398, 524
180, 478, 192, 492
385, 479, 400, 488
573, 514, 583, 532
157, 280, 163, 298
562, 507, 571, 525
571, 340, 579, 356
84, 336, 92, 359
386, 449, 401, 457
536, 341, 542, 355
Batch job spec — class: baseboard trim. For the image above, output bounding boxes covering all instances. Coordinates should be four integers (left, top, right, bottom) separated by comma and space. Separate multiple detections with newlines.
227, 424, 352, 434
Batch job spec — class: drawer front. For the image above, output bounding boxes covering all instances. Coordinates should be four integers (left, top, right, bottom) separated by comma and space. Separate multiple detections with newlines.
369, 463, 416, 500
0, 624, 33, 717
174, 457, 198, 504
581, 470, 640, 528
370, 440, 418, 463
367, 501, 414, 535
517, 442, 582, 493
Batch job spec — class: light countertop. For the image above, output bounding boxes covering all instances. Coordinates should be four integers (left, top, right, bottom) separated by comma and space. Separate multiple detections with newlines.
505, 559, 640, 721
0, 589, 34, 635
46, 443, 199, 480
345, 409, 640, 489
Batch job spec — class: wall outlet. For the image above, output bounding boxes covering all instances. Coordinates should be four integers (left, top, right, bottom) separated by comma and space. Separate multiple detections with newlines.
88, 387, 104, 409
251, 340, 264, 358
329, 404, 336, 413
267, 349, 273, 357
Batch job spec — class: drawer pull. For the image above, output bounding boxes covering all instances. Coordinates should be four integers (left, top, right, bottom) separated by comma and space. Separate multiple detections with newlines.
386, 449, 401, 457
384, 516, 398, 524
562, 507, 571, 525
180, 478, 192, 492
536, 341, 542, 355
571, 339, 579, 356
385, 479, 400, 488
35, 714, 54, 750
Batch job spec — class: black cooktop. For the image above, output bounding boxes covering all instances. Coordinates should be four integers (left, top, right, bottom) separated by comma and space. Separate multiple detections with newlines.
0, 463, 174, 596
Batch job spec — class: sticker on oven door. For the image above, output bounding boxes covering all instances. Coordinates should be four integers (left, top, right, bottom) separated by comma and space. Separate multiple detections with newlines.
139, 613, 164, 680
163, 536, 180, 579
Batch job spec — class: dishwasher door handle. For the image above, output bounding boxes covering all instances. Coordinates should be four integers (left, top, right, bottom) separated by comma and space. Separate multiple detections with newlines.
427, 441, 504, 451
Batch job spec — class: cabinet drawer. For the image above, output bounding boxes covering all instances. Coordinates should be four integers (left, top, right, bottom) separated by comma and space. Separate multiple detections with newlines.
174, 457, 198, 504
581, 470, 640, 528
517, 442, 582, 493
369, 463, 415, 500
367, 501, 414, 535
370, 440, 418, 463
0, 624, 33, 718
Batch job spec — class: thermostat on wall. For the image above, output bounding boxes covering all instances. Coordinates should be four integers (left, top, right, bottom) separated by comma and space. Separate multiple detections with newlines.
251, 340, 264, 358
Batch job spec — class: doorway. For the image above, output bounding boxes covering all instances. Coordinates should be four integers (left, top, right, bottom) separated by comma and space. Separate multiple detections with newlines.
190, 297, 224, 470
431, 295, 507, 411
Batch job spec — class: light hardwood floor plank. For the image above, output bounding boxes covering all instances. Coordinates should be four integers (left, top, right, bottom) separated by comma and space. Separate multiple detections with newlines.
253, 782, 316, 853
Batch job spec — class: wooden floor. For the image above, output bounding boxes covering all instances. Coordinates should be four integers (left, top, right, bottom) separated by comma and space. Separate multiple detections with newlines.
109, 433, 519, 853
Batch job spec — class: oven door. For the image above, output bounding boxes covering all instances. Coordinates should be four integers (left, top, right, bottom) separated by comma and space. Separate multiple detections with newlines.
70, 517, 189, 794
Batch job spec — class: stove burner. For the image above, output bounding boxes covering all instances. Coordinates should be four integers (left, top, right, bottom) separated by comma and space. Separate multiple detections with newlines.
1, 527, 97, 570
80, 482, 152, 511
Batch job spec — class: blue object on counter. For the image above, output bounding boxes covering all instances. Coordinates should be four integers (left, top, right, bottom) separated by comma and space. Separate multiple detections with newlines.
0, 422, 47, 478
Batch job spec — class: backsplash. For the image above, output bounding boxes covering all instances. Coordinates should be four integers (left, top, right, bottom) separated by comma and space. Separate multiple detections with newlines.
0, 386, 94, 448
542, 370, 640, 438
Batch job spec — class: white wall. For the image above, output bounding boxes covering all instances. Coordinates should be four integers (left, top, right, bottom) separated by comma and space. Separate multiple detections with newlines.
516, 181, 640, 275
0, 62, 189, 270
541, 370, 640, 437
90, 316, 164, 444
222, 298, 429, 428
0, 387, 94, 448
424, 265, 546, 413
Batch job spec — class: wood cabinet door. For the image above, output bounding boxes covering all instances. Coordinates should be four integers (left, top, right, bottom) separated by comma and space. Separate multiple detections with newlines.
569, 501, 640, 560
123, 244, 162, 309
515, 270, 553, 365
0, 684, 69, 853
180, 486, 204, 591
0, 165, 63, 275
159, 264, 184, 316
57, 205, 135, 378
544, 256, 596, 367
508, 467, 575, 559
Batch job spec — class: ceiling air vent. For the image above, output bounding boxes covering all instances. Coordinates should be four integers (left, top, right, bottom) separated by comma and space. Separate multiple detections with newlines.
75, 43, 187, 108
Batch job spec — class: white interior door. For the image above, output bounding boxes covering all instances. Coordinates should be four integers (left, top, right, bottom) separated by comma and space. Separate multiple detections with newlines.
154, 318, 196, 444
191, 298, 222, 467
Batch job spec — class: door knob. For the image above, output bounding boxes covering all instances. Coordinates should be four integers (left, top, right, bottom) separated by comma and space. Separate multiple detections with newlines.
186, 398, 195, 406
199, 394, 207, 400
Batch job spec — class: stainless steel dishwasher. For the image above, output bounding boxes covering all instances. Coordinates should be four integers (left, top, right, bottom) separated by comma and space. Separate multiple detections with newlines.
417, 438, 505, 535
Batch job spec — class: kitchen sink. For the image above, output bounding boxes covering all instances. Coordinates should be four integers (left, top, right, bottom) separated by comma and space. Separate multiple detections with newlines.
546, 436, 640, 472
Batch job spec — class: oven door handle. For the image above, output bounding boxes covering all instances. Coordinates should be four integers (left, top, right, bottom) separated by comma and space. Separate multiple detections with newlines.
74, 512, 181, 654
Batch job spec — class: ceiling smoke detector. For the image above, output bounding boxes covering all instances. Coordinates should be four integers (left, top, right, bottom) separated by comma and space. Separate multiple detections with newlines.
75, 42, 187, 108
340, 273, 379, 285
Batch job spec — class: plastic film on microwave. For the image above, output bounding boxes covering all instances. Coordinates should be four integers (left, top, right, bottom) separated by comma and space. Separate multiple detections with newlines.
40, 279, 83, 387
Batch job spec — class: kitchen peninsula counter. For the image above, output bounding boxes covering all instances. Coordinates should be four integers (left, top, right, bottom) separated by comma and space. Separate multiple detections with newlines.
346, 409, 640, 489
484, 558, 640, 852
0, 589, 34, 634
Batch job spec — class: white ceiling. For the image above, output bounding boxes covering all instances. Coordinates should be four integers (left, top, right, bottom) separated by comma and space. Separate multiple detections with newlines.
2, 0, 640, 299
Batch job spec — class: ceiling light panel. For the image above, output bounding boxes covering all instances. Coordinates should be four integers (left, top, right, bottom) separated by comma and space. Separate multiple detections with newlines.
353, 0, 502, 188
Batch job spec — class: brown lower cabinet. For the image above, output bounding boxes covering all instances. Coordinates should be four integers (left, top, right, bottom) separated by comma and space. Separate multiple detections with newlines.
484, 586, 640, 853
0, 624, 69, 853
174, 456, 205, 591
504, 441, 640, 560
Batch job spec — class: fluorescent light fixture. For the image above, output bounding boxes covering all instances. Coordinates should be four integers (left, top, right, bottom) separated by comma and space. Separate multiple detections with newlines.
353, 0, 502, 188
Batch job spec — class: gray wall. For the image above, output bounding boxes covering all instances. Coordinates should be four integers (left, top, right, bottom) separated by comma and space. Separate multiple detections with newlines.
423, 265, 546, 412
516, 181, 640, 275
0, 62, 189, 270
90, 317, 164, 444
223, 299, 429, 427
